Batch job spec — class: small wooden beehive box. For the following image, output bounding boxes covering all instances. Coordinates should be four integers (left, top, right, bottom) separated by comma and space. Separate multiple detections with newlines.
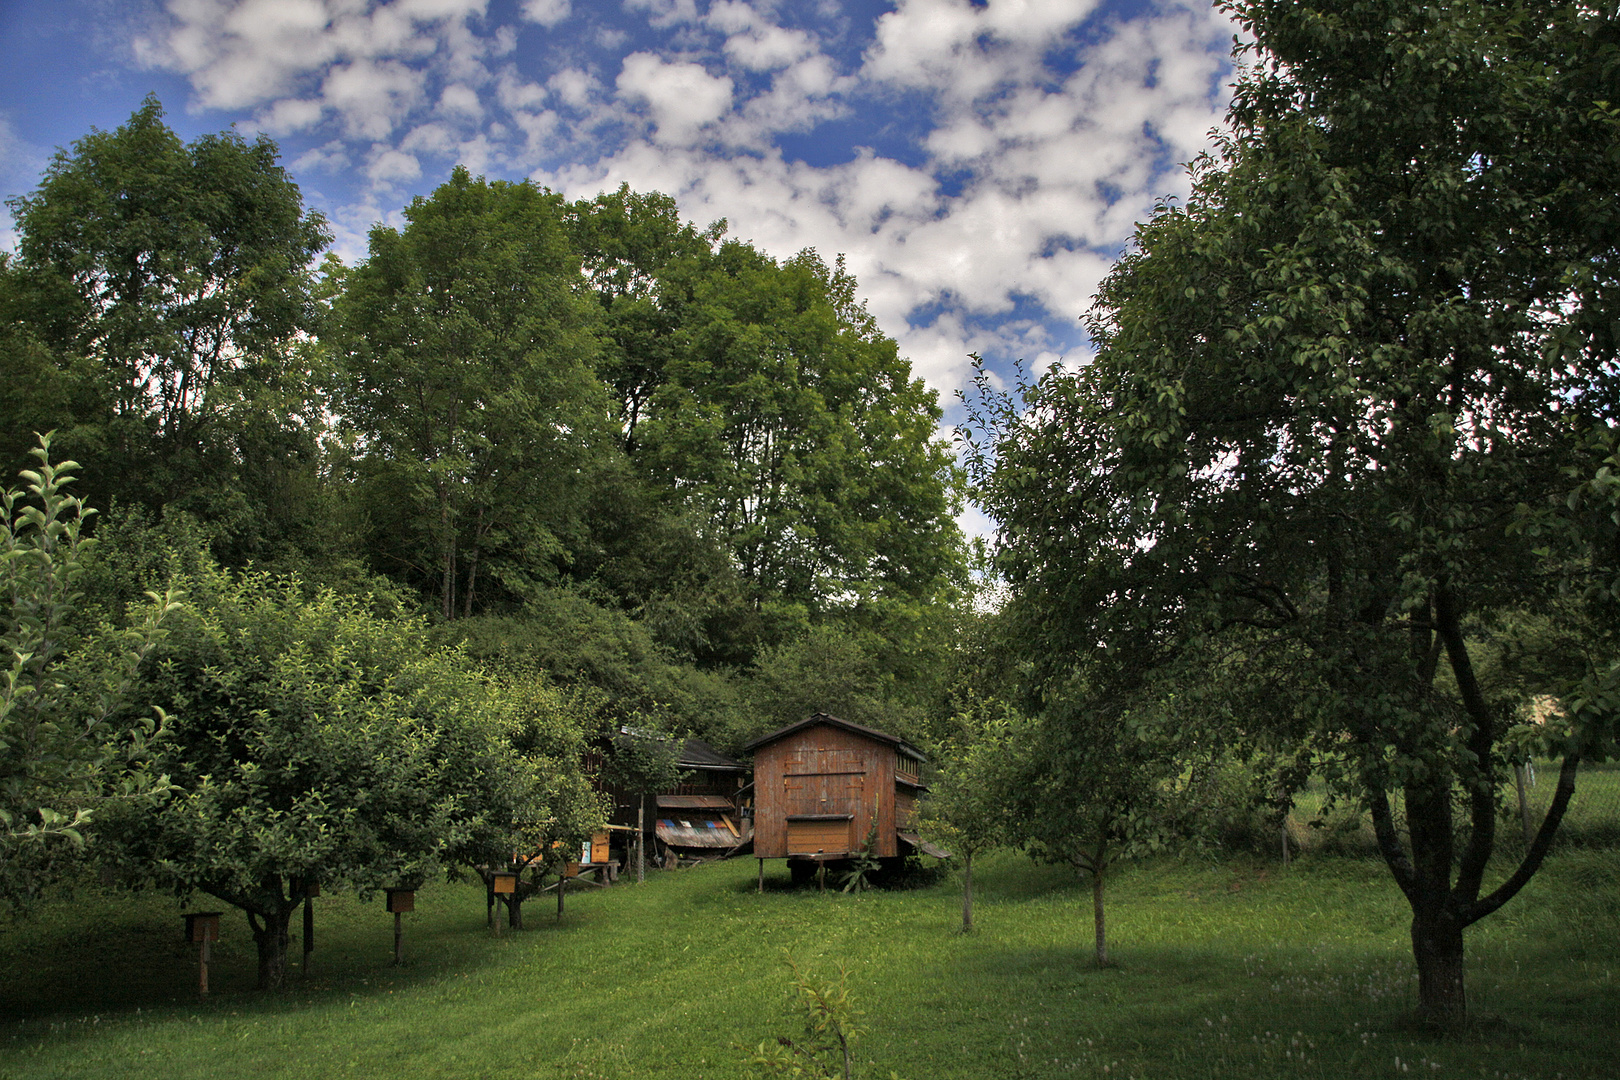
184, 912, 222, 943
491, 871, 517, 895
385, 888, 415, 913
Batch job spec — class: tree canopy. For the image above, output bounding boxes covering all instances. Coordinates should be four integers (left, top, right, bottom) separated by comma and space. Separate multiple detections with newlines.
966, 0, 1620, 1023
3, 96, 330, 523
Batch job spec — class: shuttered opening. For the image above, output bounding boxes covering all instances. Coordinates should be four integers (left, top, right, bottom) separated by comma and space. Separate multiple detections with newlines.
786, 815, 854, 855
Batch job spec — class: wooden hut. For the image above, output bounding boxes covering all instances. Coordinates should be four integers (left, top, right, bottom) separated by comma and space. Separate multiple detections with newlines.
652, 738, 752, 860
600, 734, 752, 865
743, 712, 933, 884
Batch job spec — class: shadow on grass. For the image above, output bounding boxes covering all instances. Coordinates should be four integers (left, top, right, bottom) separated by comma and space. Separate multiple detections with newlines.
0, 878, 600, 1028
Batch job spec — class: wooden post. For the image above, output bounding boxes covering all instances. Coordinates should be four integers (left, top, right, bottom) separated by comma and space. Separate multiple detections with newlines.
385, 888, 414, 965
185, 913, 222, 999
303, 892, 315, 973
1515, 762, 1535, 845
758, 857, 765, 893
556, 869, 565, 920
486, 875, 495, 929
637, 800, 646, 884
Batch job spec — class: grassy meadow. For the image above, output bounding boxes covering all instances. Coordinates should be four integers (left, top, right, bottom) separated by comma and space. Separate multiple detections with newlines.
2, 845, 1617, 1080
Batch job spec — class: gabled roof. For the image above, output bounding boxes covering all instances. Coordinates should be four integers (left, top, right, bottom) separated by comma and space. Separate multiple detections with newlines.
742, 712, 927, 764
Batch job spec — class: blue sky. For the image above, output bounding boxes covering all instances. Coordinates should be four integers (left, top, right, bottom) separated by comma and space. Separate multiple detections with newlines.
0, 0, 1237, 454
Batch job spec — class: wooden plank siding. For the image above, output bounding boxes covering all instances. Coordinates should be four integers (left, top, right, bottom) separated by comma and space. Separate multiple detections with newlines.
752, 721, 903, 859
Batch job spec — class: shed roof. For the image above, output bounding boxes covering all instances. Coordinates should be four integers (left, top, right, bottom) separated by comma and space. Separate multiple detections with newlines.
742, 712, 927, 764
677, 737, 748, 772
657, 794, 734, 810
611, 731, 748, 773
656, 817, 745, 849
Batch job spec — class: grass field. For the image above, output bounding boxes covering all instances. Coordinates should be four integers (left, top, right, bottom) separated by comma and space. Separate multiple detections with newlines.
2, 848, 1617, 1080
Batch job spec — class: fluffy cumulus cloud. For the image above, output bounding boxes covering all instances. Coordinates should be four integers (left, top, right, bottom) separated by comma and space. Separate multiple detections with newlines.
131, 0, 1237, 403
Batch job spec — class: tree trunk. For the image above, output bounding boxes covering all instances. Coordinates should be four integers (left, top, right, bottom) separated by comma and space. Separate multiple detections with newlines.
1092, 862, 1108, 967
1411, 910, 1466, 1026
247, 906, 295, 990
962, 850, 974, 933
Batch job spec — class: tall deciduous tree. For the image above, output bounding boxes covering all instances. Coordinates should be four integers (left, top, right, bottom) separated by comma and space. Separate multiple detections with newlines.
639, 246, 961, 633
967, 0, 1620, 1023
331, 168, 613, 620
3, 96, 330, 519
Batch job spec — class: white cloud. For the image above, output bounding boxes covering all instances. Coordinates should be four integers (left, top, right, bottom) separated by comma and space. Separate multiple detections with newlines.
323, 58, 428, 139
254, 97, 326, 135
291, 139, 350, 173
615, 53, 734, 146
438, 83, 484, 121
365, 145, 422, 186
624, 0, 700, 29
519, 0, 570, 26
547, 68, 599, 111
129, 0, 1233, 424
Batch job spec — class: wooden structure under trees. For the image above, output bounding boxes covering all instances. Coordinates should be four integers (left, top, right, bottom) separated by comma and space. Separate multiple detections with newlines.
600, 736, 752, 865
743, 713, 933, 886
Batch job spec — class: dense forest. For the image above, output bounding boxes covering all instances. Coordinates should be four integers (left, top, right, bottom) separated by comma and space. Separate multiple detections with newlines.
0, 98, 984, 983
0, 96, 973, 754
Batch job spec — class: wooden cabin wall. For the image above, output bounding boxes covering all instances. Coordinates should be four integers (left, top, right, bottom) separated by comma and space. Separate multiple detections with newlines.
754, 723, 904, 859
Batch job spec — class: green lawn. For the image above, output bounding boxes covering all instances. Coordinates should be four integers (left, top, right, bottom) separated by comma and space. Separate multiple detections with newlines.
2, 849, 1617, 1079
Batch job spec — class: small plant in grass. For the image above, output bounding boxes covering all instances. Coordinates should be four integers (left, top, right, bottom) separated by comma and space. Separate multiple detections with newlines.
740, 955, 906, 1080
840, 813, 882, 894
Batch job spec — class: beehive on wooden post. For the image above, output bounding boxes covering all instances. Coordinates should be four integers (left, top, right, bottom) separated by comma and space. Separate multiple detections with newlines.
183, 912, 222, 997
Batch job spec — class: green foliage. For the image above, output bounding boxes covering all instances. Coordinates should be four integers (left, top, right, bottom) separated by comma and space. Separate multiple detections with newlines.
102, 565, 553, 988
332, 167, 613, 619
3, 96, 330, 526
636, 246, 962, 632
966, 0, 1620, 1018
839, 814, 883, 894
744, 624, 930, 746
0, 435, 178, 910
742, 955, 903, 1080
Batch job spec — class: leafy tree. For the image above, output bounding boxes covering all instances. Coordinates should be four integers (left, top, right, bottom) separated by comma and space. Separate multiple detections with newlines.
331, 168, 613, 619
966, 0, 1620, 1022
744, 624, 927, 744
3, 96, 330, 520
565, 185, 725, 454
104, 568, 540, 988
0, 435, 177, 909
638, 247, 961, 635
918, 699, 1022, 932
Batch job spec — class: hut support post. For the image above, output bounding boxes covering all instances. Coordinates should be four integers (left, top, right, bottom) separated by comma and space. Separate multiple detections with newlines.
638, 800, 646, 884
758, 858, 764, 893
